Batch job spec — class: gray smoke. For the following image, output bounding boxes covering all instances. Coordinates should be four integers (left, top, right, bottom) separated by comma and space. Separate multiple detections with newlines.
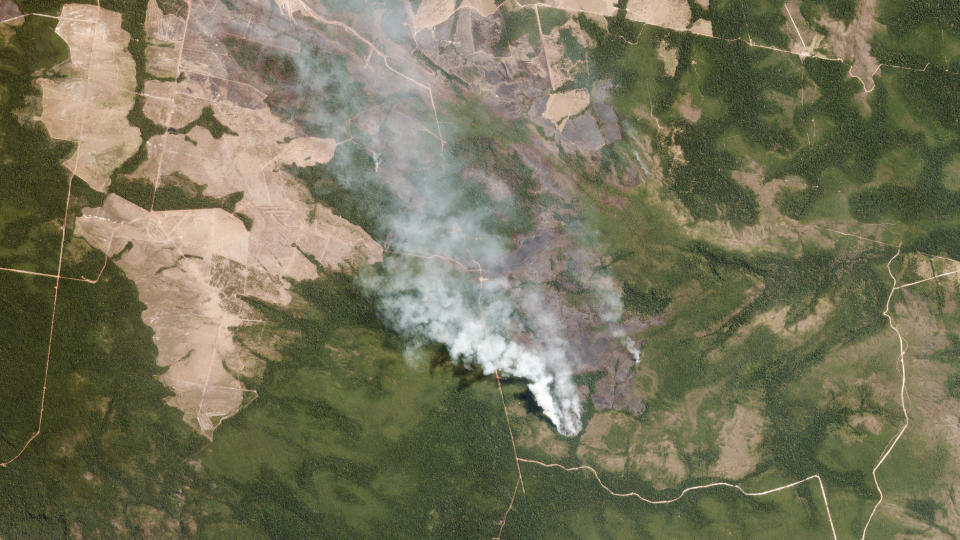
349, 142, 587, 435
362, 260, 583, 435
286, 18, 635, 436
324, 125, 590, 435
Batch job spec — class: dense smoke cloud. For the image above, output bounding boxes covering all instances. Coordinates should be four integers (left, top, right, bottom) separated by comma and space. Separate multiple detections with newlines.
293, 30, 632, 436
351, 149, 587, 435
363, 261, 583, 435
324, 131, 590, 434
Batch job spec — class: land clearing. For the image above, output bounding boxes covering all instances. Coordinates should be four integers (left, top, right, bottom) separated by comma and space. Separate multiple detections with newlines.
63, 2, 381, 436
412, 0, 497, 33
815, 0, 882, 92
623, 0, 691, 32
542, 89, 590, 128
576, 410, 635, 473
37, 4, 140, 192
656, 40, 678, 77
541, 15, 593, 90
711, 404, 767, 479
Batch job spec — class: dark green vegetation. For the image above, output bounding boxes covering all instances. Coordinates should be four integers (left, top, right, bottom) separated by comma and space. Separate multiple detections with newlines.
0, 17, 205, 537
0, 262, 208, 537
108, 172, 245, 215
799, 0, 857, 26
493, 7, 539, 57
196, 272, 859, 539
558, 26, 586, 62
502, 465, 833, 538
172, 106, 238, 139
96, 0, 167, 188
287, 143, 400, 239
580, 183, 905, 536
194, 274, 518, 537
701, 0, 790, 49
0, 16, 74, 272
622, 283, 671, 316
22, 0, 176, 217
781, 53, 960, 238
873, 0, 960, 70
0, 16, 518, 538
538, 6, 568, 34
4, 1, 960, 538
857, 254, 960, 538
222, 35, 298, 83
561, 4, 960, 532
155, 0, 188, 17
573, 4, 960, 239
442, 102, 540, 239
0, 21, 537, 535
8, 0, 92, 14
0, 262, 523, 537
581, 15, 795, 226
0, 35, 519, 533
568, 17, 925, 518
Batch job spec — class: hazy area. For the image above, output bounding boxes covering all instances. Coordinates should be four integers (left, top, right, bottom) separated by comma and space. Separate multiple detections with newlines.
2, 0, 960, 538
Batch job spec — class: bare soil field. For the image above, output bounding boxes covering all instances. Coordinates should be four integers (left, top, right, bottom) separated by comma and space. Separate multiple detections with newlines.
38, 4, 140, 192
58, 1, 381, 436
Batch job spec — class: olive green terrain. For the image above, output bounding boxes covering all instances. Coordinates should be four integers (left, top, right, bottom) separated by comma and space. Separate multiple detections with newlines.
1, 0, 959, 538
547, 2, 960, 537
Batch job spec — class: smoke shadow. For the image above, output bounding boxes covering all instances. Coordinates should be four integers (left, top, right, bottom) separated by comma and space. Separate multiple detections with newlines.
512, 387, 544, 417
426, 344, 487, 391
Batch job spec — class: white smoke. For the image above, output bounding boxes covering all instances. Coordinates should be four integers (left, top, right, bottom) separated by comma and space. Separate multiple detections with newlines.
285, 28, 644, 436
362, 248, 583, 436
589, 271, 642, 363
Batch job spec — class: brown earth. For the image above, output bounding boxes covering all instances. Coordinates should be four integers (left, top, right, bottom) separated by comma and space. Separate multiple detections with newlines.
412, 0, 497, 33
676, 93, 701, 122
817, 0, 882, 92
624, 0, 691, 30
542, 89, 591, 128
541, 15, 594, 90
37, 4, 140, 192
657, 40, 678, 77
711, 404, 767, 479
65, 1, 381, 436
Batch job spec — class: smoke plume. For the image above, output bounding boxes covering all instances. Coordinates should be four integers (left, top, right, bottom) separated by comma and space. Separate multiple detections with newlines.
288, 24, 633, 436
362, 260, 583, 435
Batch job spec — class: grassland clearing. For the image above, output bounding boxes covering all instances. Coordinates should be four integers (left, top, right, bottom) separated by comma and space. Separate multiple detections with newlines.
37, 4, 140, 192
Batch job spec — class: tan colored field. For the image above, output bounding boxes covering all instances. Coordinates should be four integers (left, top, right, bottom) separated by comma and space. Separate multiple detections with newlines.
540, 0, 617, 18
75, 196, 258, 433
37, 4, 140, 192
688, 18, 712, 37
657, 40, 678, 76
576, 411, 634, 472
511, 401, 571, 458
66, 2, 381, 436
144, 0, 186, 79
711, 404, 767, 479
539, 15, 594, 90
817, 0, 882, 92
629, 439, 687, 489
623, 0, 691, 31
542, 89, 591, 128
412, 0, 497, 32
573, 409, 693, 489
781, 0, 881, 92
676, 93, 701, 122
